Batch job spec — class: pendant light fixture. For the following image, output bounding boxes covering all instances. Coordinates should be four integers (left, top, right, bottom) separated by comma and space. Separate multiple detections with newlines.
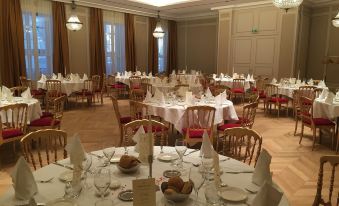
272, 0, 303, 12
333, 11, 339, 27
153, 11, 165, 39
66, 0, 83, 31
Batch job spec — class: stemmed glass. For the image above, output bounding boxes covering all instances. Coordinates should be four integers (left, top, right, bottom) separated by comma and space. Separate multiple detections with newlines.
175, 139, 187, 170
201, 154, 214, 181
189, 167, 205, 205
102, 147, 115, 167
81, 154, 92, 189
94, 168, 112, 206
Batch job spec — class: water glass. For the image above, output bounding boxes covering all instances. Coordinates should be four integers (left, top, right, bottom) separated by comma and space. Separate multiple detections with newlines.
175, 139, 187, 170
103, 147, 115, 166
201, 155, 214, 180
189, 167, 205, 205
94, 168, 112, 206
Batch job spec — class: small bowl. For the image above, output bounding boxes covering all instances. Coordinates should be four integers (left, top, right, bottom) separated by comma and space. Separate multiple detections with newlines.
117, 164, 140, 174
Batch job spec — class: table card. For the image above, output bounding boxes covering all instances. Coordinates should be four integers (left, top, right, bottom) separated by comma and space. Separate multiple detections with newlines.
132, 178, 156, 206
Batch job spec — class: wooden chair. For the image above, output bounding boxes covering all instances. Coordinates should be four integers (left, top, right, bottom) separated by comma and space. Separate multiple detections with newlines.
106, 75, 115, 97
0, 103, 28, 153
123, 119, 168, 149
111, 96, 132, 146
91, 75, 103, 104
219, 127, 262, 166
28, 96, 66, 131
248, 93, 259, 104
213, 85, 231, 98
10, 86, 28, 97
141, 82, 153, 95
299, 96, 336, 151
264, 83, 289, 117
129, 76, 142, 90
75, 80, 94, 105
45, 80, 62, 94
313, 155, 339, 206
231, 79, 246, 104
20, 129, 67, 170
183, 106, 216, 145
130, 89, 146, 102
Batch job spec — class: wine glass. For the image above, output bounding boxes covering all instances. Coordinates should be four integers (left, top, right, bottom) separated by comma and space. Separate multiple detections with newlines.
94, 168, 112, 206
82, 154, 92, 189
175, 139, 187, 170
189, 167, 205, 205
201, 154, 214, 181
103, 147, 115, 167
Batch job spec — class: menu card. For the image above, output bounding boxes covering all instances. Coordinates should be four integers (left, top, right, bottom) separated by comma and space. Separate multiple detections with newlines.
133, 178, 156, 206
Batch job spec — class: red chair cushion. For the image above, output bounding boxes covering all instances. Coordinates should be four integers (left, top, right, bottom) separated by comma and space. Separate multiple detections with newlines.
143, 125, 168, 132
182, 128, 212, 138
217, 123, 241, 131
29, 117, 60, 127
111, 84, 126, 89
251, 87, 258, 92
131, 86, 141, 90
269, 97, 288, 103
2, 129, 23, 140
120, 116, 132, 124
41, 112, 53, 118
231, 88, 245, 93
31, 89, 45, 96
303, 118, 335, 126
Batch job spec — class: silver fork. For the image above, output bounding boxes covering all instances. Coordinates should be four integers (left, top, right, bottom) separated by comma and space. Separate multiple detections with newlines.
36, 177, 54, 183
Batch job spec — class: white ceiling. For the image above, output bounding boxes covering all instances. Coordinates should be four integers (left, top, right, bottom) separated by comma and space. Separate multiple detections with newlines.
71, 0, 339, 20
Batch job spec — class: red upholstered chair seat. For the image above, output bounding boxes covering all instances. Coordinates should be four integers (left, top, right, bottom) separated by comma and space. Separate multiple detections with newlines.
182, 128, 211, 138
131, 85, 141, 90
217, 123, 241, 131
120, 116, 132, 124
2, 129, 23, 140
269, 97, 288, 103
303, 118, 335, 126
29, 117, 60, 127
231, 88, 245, 94
31, 89, 45, 96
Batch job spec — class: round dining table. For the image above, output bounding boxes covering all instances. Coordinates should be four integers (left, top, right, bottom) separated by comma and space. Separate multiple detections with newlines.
0, 146, 289, 206
144, 99, 239, 133
213, 78, 255, 91
0, 97, 42, 123
151, 84, 203, 95
37, 80, 84, 96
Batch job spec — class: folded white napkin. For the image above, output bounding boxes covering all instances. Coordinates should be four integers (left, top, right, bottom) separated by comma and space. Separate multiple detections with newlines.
2, 86, 12, 98
335, 91, 339, 102
307, 78, 314, 86
136, 71, 141, 76
232, 73, 238, 79
39, 74, 47, 82
271, 78, 277, 84
251, 181, 283, 206
250, 74, 254, 81
318, 80, 326, 88
153, 88, 165, 105
212, 74, 217, 79
220, 73, 224, 79
74, 74, 81, 83
132, 126, 145, 153
318, 89, 329, 100
65, 135, 85, 166
148, 72, 153, 77
52, 73, 57, 80
21, 88, 32, 99
142, 72, 146, 76
246, 74, 250, 81
11, 156, 38, 202
117, 72, 121, 77
172, 70, 176, 75
205, 87, 213, 99
57, 73, 63, 81
200, 130, 213, 158
144, 90, 153, 103
252, 149, 272, 186
325, 92, 335, 104
185, 91, 194, 106
215, 94, 223, 106
82, 74, 88, 80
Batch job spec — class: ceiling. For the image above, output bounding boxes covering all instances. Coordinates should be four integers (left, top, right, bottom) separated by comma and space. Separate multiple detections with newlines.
71, 0, 339, 20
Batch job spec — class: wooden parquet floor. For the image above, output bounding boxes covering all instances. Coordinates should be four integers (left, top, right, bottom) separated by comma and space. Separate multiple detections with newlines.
0, 97, 338, 205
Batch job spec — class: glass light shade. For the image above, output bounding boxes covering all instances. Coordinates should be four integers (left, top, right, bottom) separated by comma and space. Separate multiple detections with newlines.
272, 0, 303, 10
333, 12, 339, 27
66, 15, 83, 31
153, 21, 165, 38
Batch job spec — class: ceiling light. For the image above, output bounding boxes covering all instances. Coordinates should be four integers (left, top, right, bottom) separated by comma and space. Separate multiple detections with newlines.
131, 0, 193, 7
333, 11, 339, 28
272, 0, 303, 12
66, 0, 83, 31
153, 11, 165, 39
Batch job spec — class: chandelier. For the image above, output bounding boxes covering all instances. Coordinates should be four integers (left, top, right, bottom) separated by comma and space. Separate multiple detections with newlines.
153, 11, 165, 39
66, 0, 83, 31
272, 0, 303, 12
333, 11, 339, 27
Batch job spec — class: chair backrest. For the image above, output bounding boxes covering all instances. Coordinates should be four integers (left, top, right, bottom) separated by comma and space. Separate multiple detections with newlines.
20, 129, 67, 170
248, 93, 259, 103
0, 103, 28, 143
20, 76, 32, 88
299, 86, 317, 100
123, 119, 167, 147
130, 100, 149, 120
314, 88, 323, 99
52, 96, 66, 123
222, 127, 262, 166
46, 80, 61, 93
84, 80, 94, 92
130, 89, 145, 102
110, 96, 122, 126
129, 76, 142, 89
91, 75, 101, 91
265, 83, 279, 98
10, 86, 28, 97
233, 79, 245, 89
255, 76, 269, 93
213, 86, 232, 99
313, 155, 339, 206
142, 83, 153, 94
299, 96, 314, 124
141, 78, 150, 84
107, 75, 115, 86
241, 102, 258, 128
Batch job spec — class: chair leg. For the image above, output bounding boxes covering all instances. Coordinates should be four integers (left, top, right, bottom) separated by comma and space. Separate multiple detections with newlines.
300, 123, 304, 144
336, 132, 339, 154
294, 117, 299, 136
312, 128, 317, 151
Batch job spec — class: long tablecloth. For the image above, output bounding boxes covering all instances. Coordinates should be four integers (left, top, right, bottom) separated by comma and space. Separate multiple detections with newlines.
0, 147, 289, 206
313, 99, 339, 119
213, 78, 255, 91
37, 81, 84, 96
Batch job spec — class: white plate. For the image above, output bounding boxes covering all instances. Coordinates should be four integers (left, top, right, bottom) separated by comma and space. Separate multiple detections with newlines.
218, 187, 248, 202
157, 153, 179, 162
110, 154, 123, 163
46, 198, 77, 206
58, 171, 73, 182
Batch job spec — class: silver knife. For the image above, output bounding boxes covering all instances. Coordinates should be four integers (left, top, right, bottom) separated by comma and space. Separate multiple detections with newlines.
53, 162, 74, 170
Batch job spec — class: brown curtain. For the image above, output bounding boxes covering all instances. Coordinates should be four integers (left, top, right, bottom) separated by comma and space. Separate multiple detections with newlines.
124, 13, 136, 72
148, 17, 158, 75
52, 1, 70, 75
89, 8, 105, 76
167, 20, 177, 75
0, 0, 26, 87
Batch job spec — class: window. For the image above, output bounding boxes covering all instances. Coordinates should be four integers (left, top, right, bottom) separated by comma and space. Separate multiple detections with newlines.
103, 12, 126, 75
21, 0, 53, 80
158, 38, 165, 74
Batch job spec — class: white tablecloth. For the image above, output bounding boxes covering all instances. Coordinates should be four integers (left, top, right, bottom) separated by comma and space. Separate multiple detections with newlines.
37, 80, 84, 96
313, 99, 339, 119
145, 100, 238, 133
0, 97, 42, 123
213, 78, 255, 90
0, 146, 289, 206
116, 76, 154, 87
152, 84, 203, 95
